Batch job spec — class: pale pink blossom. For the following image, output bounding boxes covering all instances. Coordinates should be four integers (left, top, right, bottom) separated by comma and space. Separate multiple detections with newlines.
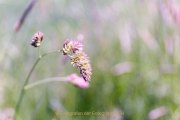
0, 108, 14, 120
112, 62, 133, 75
67, 74, 89, 89
148, 106, 168, 120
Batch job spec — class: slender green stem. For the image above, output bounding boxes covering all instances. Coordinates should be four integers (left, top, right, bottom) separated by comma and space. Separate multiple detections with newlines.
24, 77, 68, 90
14, 57, 40, 119
41, 50, 61, 58
38, 47, 40, 57
14, 50, 60, 119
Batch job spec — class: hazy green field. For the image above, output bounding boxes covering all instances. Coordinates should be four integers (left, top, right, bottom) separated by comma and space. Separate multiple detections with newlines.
1, 0, 180, 119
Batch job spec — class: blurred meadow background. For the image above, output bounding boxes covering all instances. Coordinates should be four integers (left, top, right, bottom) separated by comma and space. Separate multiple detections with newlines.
1, 0, 180, 119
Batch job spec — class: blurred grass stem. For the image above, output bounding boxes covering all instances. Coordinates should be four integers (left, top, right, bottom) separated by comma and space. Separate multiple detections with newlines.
14, 50, 60, 119
24, 77, 68, 90
14, 0, 37, 32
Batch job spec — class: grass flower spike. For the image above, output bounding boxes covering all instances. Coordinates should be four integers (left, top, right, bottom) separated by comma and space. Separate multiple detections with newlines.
62, 39, 92, 82
31, 31, 44, 47
70, 51, 92, 81
62, 39, 83, 55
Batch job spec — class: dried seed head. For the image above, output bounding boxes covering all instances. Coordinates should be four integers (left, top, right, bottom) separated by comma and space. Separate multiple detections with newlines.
62, 39, 83, 55
70, 51, 92, 82
31, 32, 44, 47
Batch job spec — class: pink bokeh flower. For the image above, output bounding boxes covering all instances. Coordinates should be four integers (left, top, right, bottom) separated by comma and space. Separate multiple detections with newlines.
67, 73, 89, 89
163, 1, 180, 25
0, 108, 14, 120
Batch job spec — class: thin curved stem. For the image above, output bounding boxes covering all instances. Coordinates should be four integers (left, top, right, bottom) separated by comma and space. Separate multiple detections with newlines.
38, 47, 40, 57
24, 77, 68, 90
14, 50, 60, 119
41, 50, 60, 58
14, 57, 40, 119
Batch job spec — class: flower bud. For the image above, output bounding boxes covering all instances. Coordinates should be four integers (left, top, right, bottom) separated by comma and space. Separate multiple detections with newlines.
31, 32, 44, 47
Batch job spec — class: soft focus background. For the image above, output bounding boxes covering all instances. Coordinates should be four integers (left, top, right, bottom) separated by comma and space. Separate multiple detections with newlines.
1, 0, 180, 119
